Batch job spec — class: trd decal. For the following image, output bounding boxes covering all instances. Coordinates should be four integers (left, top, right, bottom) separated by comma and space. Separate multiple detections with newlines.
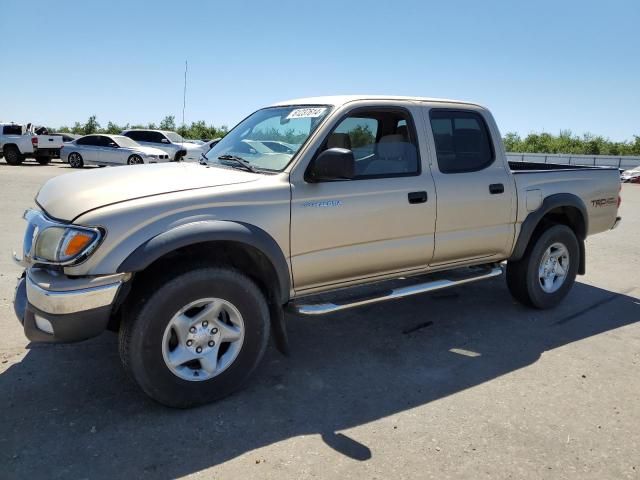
591, 197, 616, 207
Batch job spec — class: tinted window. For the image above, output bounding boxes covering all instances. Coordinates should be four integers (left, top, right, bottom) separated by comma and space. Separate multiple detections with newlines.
76, 135, 99, 146
96, 136, 116, 147
430, 110, 494, 174
3, 125, 22, 135
151, 132, 168, 143
321, 109, 419, 178
124, 131, 143, 141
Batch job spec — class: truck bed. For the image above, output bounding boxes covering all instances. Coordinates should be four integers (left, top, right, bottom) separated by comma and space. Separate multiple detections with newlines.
509, 161, 621, 237
509, 161, 619, 173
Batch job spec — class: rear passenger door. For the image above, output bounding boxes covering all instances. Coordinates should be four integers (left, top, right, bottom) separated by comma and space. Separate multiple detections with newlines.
75, 135, 101, 162
426, 108, 516, 265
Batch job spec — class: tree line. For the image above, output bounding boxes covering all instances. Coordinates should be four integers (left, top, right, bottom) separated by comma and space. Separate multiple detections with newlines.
503, 130, 640, 156
54, 115, 640, 156
55, 115, 228, 141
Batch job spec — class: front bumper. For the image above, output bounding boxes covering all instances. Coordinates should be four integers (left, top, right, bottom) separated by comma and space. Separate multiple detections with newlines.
14, 269, 127, 343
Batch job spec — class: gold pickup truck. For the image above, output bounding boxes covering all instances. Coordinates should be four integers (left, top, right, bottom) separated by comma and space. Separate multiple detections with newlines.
13, 96, 622, 407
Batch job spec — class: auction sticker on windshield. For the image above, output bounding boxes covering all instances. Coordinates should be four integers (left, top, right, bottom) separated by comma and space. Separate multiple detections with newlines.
286, 107, 327, 119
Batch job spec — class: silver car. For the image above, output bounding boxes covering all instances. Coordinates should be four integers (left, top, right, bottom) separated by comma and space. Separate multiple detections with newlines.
61, 134, 171, 168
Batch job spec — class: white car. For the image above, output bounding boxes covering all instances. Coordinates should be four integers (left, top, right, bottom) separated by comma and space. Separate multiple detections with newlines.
121, 129, 206, 162
621, 166, 640, 183
61, 134, 171, 168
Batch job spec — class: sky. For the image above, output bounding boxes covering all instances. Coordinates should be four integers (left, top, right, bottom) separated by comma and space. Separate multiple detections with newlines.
1, 0, 639, 141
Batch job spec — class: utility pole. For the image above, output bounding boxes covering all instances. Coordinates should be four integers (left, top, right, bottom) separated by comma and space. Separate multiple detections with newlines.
182, 60, 188, 127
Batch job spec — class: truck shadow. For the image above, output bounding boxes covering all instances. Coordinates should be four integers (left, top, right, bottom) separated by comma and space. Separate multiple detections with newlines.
2, 279, 638, 478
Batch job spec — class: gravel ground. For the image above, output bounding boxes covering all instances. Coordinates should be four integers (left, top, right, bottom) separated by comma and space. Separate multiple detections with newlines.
1, 161, 639, 479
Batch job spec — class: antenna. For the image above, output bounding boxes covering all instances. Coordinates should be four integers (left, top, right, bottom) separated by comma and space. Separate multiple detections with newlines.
182, 60, 188, 127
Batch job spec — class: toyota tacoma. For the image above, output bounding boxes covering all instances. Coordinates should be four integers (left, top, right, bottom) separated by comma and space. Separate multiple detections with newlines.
13, 96, 622, 407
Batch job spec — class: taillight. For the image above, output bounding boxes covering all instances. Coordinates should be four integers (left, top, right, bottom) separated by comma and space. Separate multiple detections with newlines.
31, 137, 37, 146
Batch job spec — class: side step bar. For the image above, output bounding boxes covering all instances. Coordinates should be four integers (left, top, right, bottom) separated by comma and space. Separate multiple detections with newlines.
290, 265, 503, 316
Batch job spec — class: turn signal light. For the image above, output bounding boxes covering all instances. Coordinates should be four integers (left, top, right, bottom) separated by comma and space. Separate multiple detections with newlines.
63, 231, 95, 257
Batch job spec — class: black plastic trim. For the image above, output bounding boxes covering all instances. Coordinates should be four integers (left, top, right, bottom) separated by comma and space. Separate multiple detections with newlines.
116, 220, 291, 304
510, 193, 588, 263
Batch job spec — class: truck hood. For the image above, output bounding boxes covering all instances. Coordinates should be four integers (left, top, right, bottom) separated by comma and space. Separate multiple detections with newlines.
36, 163, 259, 221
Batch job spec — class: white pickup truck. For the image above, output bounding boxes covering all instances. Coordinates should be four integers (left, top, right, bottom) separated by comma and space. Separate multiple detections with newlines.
0, 123, 64, 165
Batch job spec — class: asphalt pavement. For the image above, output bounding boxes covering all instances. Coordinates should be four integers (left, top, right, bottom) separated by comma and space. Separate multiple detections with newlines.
1, 160, 638, 479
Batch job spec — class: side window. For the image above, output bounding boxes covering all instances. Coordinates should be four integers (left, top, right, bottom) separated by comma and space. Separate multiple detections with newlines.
76, 135, 98, 146
429, 110, 494, 174
322, 109, 419, 179
150, 132, 167, 143
124, 131, 142, 141
3, 125, 22, 135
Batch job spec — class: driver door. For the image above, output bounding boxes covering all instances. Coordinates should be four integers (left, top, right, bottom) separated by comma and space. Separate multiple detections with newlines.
290, 105, 437, 292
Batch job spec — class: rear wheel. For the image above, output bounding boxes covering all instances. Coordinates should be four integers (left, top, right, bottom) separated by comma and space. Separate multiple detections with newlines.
68, 152, 84, 168
127, 154, 144, 165
4, 146, 23, 165
36, 156, 51, 165
506, 224, 579, 309
119, 267, 270, 408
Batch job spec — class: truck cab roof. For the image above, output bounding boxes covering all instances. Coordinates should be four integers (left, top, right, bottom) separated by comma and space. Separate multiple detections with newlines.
271, 95, 484, 109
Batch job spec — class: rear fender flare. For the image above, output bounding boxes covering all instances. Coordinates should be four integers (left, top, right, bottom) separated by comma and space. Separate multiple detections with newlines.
510, 193, 588, 271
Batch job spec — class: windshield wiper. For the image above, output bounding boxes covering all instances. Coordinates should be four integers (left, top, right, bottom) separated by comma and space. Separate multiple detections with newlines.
217, 154, 258, 173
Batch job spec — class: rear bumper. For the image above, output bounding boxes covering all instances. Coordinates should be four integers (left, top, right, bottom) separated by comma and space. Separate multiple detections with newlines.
34, 148, 61, 158
611, 216, 622, 230
14, 270, 126, 343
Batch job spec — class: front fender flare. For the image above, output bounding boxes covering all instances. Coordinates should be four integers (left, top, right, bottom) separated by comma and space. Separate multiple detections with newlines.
117, 220, 291, 304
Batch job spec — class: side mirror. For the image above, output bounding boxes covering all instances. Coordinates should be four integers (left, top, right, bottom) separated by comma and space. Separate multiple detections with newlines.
161, 138, 170, 144
307, 148, 355, 182
109, 142, 119, 148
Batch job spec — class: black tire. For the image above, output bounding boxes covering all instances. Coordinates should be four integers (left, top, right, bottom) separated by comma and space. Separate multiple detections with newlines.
68, 152, 84, 168
127, 154, 144, 165
3, 146, 23, 165
36, 156, 51, 165
506, 224, 579, 309
119, 267, 270, 408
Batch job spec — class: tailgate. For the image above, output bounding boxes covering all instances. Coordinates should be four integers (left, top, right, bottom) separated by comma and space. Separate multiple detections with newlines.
37, 135, 64, 149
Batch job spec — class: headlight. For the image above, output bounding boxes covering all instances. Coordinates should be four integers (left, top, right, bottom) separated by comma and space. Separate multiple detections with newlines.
23, 210, 102, 265
34, 227, 99, 263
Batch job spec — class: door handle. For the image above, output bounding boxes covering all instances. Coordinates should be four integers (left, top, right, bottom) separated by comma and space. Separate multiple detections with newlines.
489, 183, 504, 194
408, 191, 428, 204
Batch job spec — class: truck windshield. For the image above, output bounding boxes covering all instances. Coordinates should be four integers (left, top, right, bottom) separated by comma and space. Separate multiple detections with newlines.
204, 105, 331, 171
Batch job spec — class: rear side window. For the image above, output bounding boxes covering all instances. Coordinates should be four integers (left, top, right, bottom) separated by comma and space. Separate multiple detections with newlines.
124, 131, 143, 141
429, 110, 494, 174
76, 135, 99, 146
3, 125, 22, 135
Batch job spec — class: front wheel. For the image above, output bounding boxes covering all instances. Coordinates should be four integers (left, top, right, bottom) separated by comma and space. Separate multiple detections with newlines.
3, 146, 23, 165
506, 224, 579, 309
119, 267, 270, 408
127, 154, 144, 165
